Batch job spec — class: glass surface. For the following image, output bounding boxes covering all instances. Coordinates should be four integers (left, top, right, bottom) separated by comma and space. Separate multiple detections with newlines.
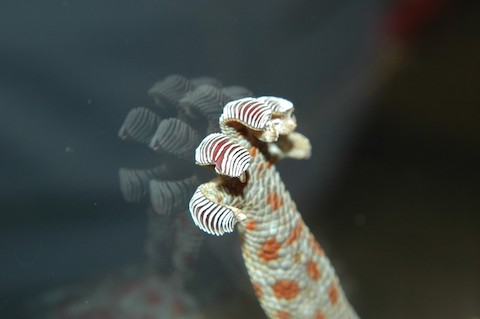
1, 1, 478, 318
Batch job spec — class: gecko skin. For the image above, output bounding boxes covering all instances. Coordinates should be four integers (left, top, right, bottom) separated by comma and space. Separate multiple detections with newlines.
190, 98, 359, 319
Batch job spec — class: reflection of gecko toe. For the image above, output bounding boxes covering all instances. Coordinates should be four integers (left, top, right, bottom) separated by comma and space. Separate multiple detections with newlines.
118, 74, 253, 283
150, 176, 199, 215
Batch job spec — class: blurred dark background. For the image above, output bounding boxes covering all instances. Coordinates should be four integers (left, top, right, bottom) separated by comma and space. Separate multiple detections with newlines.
0, 0, 479, 318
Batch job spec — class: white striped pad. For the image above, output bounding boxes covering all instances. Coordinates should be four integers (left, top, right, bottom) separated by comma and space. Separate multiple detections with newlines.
257, 96, 294, 115
195, 133, 250, 178
219, 97, 272, 131
189, 187, 237, 236
150, 175, 198, 215
118, 107, 161, 144
257, 96, 297, 138
149, 118, 200, 160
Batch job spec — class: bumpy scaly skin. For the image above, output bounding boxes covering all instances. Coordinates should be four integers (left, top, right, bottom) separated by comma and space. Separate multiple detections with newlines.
193, 107, 359, 319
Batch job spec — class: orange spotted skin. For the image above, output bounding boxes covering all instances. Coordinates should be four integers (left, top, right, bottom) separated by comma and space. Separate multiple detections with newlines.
214, 125, 359, 319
